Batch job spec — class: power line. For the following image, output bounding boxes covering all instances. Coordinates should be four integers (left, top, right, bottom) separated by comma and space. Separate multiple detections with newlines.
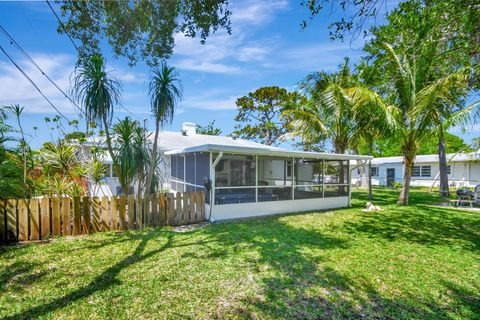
45, 0, 80, 53
44, 0, 144, 122
0, 24, 87, 119
0, 45, 70, 122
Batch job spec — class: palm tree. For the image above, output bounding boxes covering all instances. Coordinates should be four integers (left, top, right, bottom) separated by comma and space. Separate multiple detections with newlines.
291, 59, 359, 155
72, 54, 122, 171
382, 43, 471, 204
285, 59, 394, 198
145, 62, 182, 195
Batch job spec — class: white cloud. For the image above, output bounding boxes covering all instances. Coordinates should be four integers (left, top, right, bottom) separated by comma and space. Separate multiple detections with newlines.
0, 52, 148, 116
171, 0, 288, 74
0, 53, 78, 114
230, 0, 289, 26
175, 59, 240, 74
181, 89, 239, 110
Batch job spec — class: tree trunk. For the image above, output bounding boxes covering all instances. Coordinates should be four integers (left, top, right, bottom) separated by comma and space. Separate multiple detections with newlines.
398, 155, 414, 205
145, 119, 160, 196
438, 126, 449, 200
368, 140, 373, 201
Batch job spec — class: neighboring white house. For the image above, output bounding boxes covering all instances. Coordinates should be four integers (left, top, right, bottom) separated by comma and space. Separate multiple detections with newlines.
351, 152, 480, 188
81, 122, 370, 221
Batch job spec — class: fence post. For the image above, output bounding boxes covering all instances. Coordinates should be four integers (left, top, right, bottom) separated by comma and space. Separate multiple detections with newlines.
166, 193, 174, 225
61, 197, 71, 236
143, 195, 150, 227
40, 198, 51, 239
29, 199, 39, 241
111, 196, 118, 231
101, 196, 109, 231
159, 193, 166, 226
127, 195, 135, 229
91, 197, 100, 233
175, 192, 182, 226
151, 193, 158, 227
82, 196, 91, 234
6, 199, 17, 242
183, 192, 190, 224
118, 195, 126, 230
18, 199, 28, 241
135, 195, 143, 229
73, 197, 81, 236
51, 197, 61, 236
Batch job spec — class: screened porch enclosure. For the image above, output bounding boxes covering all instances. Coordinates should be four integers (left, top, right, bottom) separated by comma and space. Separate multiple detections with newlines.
170, 152, 350, 207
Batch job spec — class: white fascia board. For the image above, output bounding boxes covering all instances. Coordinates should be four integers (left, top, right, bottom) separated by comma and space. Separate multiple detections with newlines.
164, 144, 372, 161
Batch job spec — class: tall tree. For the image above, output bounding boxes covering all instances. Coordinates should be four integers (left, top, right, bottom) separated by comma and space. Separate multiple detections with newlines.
234, 86, 303, 146
146, 62, 182, 194
286, 59, 393, 198
379, 44, 470, 204
364, 1, 479, 199
72, 54, 122, 174
57, 0, 231, 65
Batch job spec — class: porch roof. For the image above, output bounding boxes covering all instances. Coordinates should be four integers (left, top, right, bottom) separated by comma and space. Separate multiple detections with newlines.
165, 144, 372, 161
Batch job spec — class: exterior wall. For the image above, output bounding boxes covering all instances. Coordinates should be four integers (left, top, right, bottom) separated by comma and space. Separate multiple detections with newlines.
212, 196, 349, 221
351, 160, 480, 188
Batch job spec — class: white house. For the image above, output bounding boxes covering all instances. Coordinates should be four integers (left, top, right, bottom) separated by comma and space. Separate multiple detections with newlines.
82, 122, 370, 221
351, 152, 480, 188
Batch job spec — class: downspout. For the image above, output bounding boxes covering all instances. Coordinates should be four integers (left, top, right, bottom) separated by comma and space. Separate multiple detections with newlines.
208, 151, 223, 222
348, 160, 352, 207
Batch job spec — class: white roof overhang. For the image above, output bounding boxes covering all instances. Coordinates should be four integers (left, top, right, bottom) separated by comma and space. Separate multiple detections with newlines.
165, 144, 372, 161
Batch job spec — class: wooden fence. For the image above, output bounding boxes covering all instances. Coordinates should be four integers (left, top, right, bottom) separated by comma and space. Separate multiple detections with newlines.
0, 191, 205, 243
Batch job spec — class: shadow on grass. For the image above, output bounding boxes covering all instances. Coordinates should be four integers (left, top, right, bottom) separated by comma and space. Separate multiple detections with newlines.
338, 204, 480, 251
1, 229, 210, 320
201, 216, 476, 319
0, 260, 48, 293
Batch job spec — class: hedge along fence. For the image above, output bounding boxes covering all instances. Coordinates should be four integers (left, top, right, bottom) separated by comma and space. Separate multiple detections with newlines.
0, 191, 205, 243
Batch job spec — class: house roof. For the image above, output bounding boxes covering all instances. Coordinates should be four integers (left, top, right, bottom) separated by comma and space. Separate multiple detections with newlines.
371, 152, 480, 165
85, 126, 371, 162
165, 143, 372, 161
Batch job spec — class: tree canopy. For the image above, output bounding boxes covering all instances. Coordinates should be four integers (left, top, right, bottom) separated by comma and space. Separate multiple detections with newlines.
233, 86, 304, 146
58, 0, 231, 65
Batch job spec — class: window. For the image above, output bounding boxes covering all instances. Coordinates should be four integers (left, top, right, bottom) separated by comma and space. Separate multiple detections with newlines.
412, 165, 431, 177
447, 165, 451, 175
258, 157, 293, 186
257, 157, 293, 202
421, 165, 431, 177
214, 154, 255, 187
295, 159, 323, 185
412, 166, 421, 177
371, 166, 379, 177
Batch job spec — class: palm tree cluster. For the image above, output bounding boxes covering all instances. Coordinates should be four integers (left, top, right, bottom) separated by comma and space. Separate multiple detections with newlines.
284, 44, 477, 205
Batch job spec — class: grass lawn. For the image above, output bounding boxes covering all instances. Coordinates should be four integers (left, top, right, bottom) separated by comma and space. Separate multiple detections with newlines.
1, 188, 479, 319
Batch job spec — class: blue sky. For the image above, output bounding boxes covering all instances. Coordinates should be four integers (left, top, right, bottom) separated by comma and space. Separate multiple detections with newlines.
0, 0, 478, 149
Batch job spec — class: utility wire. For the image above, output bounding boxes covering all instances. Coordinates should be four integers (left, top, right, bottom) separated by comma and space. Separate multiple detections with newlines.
0, 45, 70, 122
0, 24, 87, 119
45, 0, 79, 53
45, 0, 143, 121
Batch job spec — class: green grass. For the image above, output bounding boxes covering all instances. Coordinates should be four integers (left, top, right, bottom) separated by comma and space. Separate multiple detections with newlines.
1, 188, 479, 319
